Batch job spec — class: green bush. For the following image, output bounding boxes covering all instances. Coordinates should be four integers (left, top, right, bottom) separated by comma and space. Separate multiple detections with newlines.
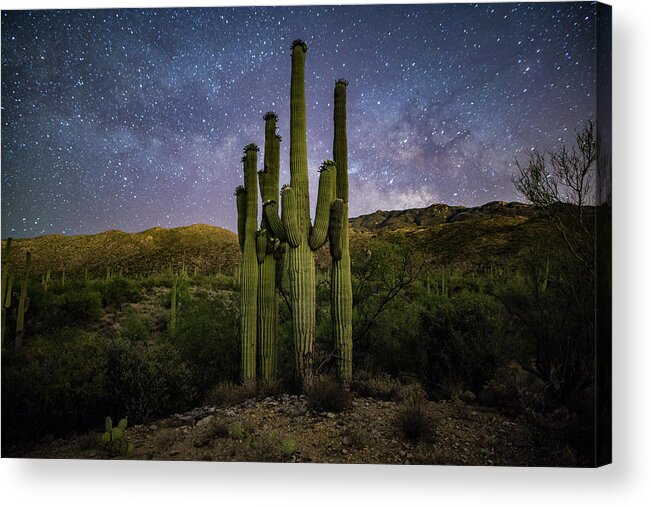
1, 329, 108, 444
119, 312, 149, 342
1, 328, 195, 447
103, 338, 196, 422
58, 288, 103, 323
99, 277, 139, 308
171, 291, 239, 394
418, 290, 517, 398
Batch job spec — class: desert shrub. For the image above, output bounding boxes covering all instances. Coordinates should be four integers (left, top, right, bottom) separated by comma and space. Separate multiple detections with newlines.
352, 372, 402, 401
281, 436, 297, 458
56, 288, 103, 323
213, 273, 238, 291
103, 338, 195, 422
1, 328, 109, 444
396, 385, 431, 441
307, 376, 351, 413
119, 312, 149, 342
227, 421, 246, 440
99, 277, 140, 308
205, 418, 230, 439
171, 292, 239, 393
204, 381, 257, 407
418, 290, 516, 399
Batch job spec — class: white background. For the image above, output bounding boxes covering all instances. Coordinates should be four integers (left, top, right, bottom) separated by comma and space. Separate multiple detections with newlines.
1, 0, 649, 505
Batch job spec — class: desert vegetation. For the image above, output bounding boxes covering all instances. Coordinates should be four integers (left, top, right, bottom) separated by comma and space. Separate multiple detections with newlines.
0, 39, 602, 467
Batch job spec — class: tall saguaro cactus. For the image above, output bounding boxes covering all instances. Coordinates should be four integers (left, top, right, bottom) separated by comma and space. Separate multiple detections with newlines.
263, 40, 337, 388
236, 144, 260, 384
15, 251, 31, 350
330, 79, 353, 385
256, 112, 282, 384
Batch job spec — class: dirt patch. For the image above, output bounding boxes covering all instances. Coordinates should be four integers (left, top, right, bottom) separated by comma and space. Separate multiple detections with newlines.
10, 394, 567, 466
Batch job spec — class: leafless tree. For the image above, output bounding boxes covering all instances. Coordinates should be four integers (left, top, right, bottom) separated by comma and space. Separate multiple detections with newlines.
513, 121, 597, 272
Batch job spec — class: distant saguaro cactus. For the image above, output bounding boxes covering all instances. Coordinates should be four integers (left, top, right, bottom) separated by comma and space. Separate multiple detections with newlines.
236, 144, 260, 384
330, 79, 353, 385
263, 40, 337, 388
15, 251, 31, 349
1, 238, 13, 347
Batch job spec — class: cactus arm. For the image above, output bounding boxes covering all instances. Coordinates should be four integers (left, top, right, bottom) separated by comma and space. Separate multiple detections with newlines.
256, 229, 268, 264
328, 199, 345, 261
263, 200, 286, 241
235, 185, 247, 253
309, 161, 336, 250
281, 186, 301, 248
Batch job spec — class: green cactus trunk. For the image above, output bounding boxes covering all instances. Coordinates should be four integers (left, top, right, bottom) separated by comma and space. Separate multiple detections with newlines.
256, 113, 281, 385
331, 80, 353, 385
1, 238, 12, 304
260, 40, 338, 389
1, 238, 13, 348
15, 251, 31, 350
286, 41, 316, 388
237, 144, 260, 385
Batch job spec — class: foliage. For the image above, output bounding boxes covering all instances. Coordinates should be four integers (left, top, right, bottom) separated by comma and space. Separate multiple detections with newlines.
395, 385, 431, 442
99, 276, 140, 308
101, 416, 134, 457
418, 290, 518, 398
119, 312, 149, 342
204, 381, 257, 407
170, 290, 239, 394
351, 372, 402, 401
103, 338, 195, 422
307, 376, 351, 413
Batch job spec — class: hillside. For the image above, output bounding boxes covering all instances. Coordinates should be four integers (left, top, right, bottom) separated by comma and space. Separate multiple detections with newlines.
2, 201, 551, 276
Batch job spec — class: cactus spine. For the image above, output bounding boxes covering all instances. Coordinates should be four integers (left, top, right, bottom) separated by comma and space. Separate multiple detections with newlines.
330, 79, 353, 385
262, 40, 338, 388
256, 113, 282, 385
236, 144, 260, 384
15, 251, 31, 349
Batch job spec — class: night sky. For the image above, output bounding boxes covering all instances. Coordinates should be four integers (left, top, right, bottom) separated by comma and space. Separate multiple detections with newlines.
1, 2, 597, 239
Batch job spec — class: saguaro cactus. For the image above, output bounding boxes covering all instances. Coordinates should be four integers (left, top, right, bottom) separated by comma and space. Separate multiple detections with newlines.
256, 112, 282, 385
263, 40, 337, 388
15, 251, 31, 350
236, 144, 260, 384
330, 79, 353, 385
1, 238, 13, 347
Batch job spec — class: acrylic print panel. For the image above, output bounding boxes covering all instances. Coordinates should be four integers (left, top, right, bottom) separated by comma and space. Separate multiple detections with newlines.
0, 2, 611, 467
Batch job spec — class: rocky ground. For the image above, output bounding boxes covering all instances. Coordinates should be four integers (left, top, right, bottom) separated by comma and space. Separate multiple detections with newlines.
7, 394, 578, 466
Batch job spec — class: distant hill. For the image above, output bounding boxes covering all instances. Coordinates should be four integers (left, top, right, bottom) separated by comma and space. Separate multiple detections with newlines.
2, 201, 554, 276
1, 224, 240, 277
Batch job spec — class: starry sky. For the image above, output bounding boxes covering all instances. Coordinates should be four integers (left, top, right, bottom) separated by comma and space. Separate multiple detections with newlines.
1, 2, 598, 239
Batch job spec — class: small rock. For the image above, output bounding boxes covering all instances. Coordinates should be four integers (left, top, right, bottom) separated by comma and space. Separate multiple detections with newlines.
196, 415, 214, 428
149, 424, 157, 431
326, 412, 336, 419
342, 436, 351, 446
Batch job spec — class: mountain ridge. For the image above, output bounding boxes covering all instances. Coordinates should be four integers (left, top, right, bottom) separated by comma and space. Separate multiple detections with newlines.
2, 201, 545, 275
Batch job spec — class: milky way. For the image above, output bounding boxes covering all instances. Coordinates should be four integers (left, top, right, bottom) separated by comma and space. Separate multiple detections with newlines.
1, 3, 597, 238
